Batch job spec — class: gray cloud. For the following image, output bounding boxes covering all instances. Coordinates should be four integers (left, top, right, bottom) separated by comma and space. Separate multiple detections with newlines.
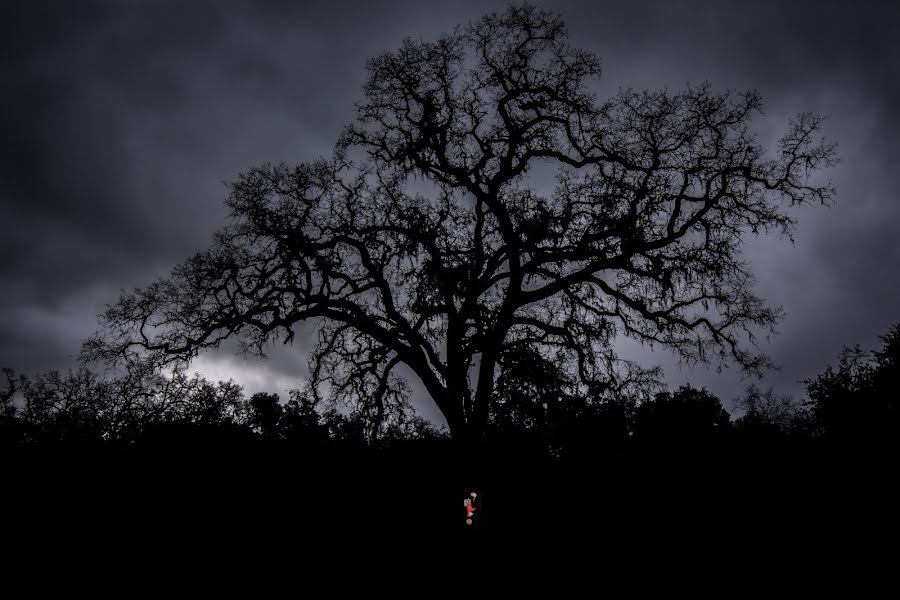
3, 0, 899, 421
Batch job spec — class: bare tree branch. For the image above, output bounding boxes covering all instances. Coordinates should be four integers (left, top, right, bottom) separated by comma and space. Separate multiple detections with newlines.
83, 4, 836, 442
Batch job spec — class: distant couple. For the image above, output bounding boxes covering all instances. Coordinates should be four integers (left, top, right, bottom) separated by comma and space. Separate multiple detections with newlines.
463, 490, 479, 525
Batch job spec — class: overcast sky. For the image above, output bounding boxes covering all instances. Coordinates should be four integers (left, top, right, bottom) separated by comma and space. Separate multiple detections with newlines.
3, 0, 899, 425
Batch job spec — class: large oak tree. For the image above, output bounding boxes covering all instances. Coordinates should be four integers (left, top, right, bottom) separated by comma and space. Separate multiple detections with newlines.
84, 4, 835, 446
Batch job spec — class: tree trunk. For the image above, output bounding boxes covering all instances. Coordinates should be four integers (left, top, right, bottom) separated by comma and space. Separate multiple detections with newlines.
448, 417, 488, 498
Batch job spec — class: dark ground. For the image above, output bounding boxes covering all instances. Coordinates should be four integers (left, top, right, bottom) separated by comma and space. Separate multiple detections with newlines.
5, 435, 896, 565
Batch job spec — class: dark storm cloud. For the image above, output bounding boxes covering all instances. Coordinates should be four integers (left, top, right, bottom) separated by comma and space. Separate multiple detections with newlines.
0, 0, 508, 382
540, 0, 899, 410
559, 0, 900, 405
3, 0, 899, 420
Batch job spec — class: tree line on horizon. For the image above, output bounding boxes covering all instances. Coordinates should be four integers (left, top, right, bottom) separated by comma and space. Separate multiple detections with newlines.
3, 323, 898, 457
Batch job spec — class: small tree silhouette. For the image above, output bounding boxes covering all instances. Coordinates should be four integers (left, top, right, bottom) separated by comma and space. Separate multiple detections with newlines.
84, 4, 835, 448
247, 392, 283, 437
733, 383, 798, 433
804, 324, 900, 446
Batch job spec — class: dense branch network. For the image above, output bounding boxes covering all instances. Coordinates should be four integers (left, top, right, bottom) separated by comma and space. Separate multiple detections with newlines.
84, 4, 835, 440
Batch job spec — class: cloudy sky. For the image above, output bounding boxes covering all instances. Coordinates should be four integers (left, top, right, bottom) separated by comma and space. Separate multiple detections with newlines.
3, 0, 899, 425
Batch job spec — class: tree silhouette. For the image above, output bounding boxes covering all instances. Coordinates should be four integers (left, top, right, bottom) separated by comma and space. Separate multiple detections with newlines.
635, 385, 730, 446
247, 392, 284, 438
491, 345, 572, 432
83, 4, 835, 448
733, 383, 798, 434
804, 323, 900, 447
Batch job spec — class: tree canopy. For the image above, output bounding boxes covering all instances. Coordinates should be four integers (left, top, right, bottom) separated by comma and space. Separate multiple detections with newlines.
84, 3, 835, 443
